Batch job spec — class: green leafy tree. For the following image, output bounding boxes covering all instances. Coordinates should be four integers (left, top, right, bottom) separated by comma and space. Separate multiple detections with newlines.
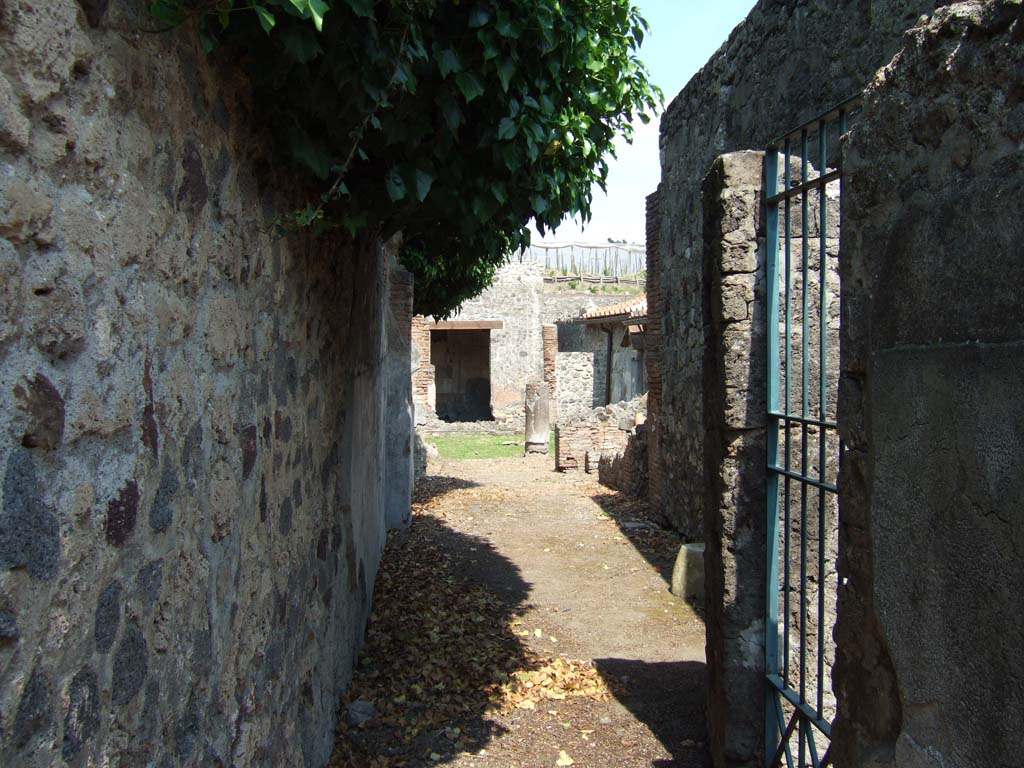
150, 0, 660, 316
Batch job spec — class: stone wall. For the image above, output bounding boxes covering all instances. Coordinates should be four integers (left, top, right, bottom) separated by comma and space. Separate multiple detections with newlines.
833, 4, 1024, 767
652, 0, 941, 537
0, 4, 395, 765
554, 323, 610, 422
414, 261, 624, 426
701, 152, 768, 768
541, 324, 558, 422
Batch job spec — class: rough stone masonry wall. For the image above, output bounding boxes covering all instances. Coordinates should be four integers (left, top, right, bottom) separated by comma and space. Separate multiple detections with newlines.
0, 4, 392, 766
701, 152, 768, 768
415, 260, 623, 426
702, 149, 841, 768
554, 323, 610, 422
833, 4, 1024, 767
653, 0, 941, 538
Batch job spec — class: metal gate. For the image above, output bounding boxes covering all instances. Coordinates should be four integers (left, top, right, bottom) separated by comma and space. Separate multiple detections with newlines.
763, 99, 857, 768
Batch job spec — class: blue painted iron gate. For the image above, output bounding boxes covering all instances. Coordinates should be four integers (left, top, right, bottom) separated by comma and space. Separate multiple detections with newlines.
763, 99, 858, 768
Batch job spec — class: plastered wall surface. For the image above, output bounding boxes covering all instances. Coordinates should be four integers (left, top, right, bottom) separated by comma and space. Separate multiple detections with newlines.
833, 4, 1024, 766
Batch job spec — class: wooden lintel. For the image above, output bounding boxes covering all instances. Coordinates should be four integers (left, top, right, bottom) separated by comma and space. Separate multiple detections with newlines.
428, 320, 504, 331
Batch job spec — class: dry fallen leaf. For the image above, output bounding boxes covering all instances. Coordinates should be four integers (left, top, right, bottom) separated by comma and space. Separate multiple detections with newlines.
556, 750, 575, 766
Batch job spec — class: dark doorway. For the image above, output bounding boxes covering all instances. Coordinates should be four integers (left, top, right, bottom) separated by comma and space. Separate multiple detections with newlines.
431, 329, 493, 422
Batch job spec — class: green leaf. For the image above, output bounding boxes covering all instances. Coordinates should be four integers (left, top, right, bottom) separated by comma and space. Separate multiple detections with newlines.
468, 6, 491, 28
414, 169, 434, 202
385, 169, 407, 202
437, 90, 463, 134
530, 195, 549, 215
254, 5, 276, 34
497, 117, 516, 140
454, 72, 485, 103
436, 48, 462, 78
344, 0, 374, 18
307, 0, 329, 31
279, 25, 323, 63
495, 57, 515, 93
199, 29, 216, 54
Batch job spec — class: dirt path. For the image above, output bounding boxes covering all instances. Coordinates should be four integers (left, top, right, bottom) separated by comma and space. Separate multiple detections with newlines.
332, 454, 706, 768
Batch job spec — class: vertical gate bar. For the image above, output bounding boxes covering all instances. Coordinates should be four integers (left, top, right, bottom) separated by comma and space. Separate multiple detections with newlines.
783, 137, 793, 686
817, 119, 829, 719
764, 147, 782, 768
799, 127, 811, 768
799, 128, 809, 715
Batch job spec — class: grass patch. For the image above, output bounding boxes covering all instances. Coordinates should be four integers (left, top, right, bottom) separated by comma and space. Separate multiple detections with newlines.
428, 433, 556, 460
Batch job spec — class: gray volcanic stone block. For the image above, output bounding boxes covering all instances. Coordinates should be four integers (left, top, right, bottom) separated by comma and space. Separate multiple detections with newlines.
111, 624, 148, 706
94, 580, 122, 654
61, 668, 99, 760
0, 448, 59, 580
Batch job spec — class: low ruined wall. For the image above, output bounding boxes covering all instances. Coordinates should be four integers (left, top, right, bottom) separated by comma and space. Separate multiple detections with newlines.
652, 0, 940, 538
554, 398, 645, 473
833, 4, 1024, 766
0, 3, 391, 765
597, 424, 647, 498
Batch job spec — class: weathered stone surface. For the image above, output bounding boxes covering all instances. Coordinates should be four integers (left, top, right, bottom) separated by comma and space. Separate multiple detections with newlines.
105, 479, 139, 546
111, 624, 148, 706
0, 448, 60, 580
13, 666, 53, 749
61, 668, 99, 761
149, 465, 178, 533
524, 381, 551, 453
650, 0, 941, 539
94, 579, 122, 654
414, 261, 628, 426
834, 5, 1024, 767
0, 2, 397, 763
13, 373, 64, 449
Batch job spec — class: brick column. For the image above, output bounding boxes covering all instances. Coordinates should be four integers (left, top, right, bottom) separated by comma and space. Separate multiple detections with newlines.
645, 190, 663, 509
411, 316, 434, 415
542, 324, 557, 422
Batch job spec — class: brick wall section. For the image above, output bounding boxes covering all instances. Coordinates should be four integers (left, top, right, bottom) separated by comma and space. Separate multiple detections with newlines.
389, 269, 414, 346
644, 190, 663, 511
597, 424, 648, 497
411, 316, 433, 414
555, 421, 630, 472
542, 324, 557, 422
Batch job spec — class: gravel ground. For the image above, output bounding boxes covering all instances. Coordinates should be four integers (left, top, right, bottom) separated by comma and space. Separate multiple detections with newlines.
332, 453, 706, 768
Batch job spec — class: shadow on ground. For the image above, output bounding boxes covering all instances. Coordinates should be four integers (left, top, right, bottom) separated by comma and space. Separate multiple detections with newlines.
332, 502, 531, 765
590, 492, 681, 585
593, 658, 707, 768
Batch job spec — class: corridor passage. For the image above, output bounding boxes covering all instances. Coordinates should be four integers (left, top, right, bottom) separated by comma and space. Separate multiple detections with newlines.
332, 453, 706, 767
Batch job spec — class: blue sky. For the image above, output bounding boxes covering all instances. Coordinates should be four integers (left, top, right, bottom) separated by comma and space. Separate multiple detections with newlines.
531, 0, 757, 245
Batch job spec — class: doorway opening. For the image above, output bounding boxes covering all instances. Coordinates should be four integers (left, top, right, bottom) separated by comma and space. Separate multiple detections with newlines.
431, 329, 494, 422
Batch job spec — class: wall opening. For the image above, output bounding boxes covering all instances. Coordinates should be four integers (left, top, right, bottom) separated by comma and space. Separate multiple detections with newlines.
431, 329, 494, 422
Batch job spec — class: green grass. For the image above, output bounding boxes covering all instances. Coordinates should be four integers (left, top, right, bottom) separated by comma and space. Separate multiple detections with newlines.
427, 432, 556, 459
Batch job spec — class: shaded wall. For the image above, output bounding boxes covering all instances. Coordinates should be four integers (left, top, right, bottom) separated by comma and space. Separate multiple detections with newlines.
652, 0, 940, 538
833, 4, 1024, 766
0, 3, 389, 765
